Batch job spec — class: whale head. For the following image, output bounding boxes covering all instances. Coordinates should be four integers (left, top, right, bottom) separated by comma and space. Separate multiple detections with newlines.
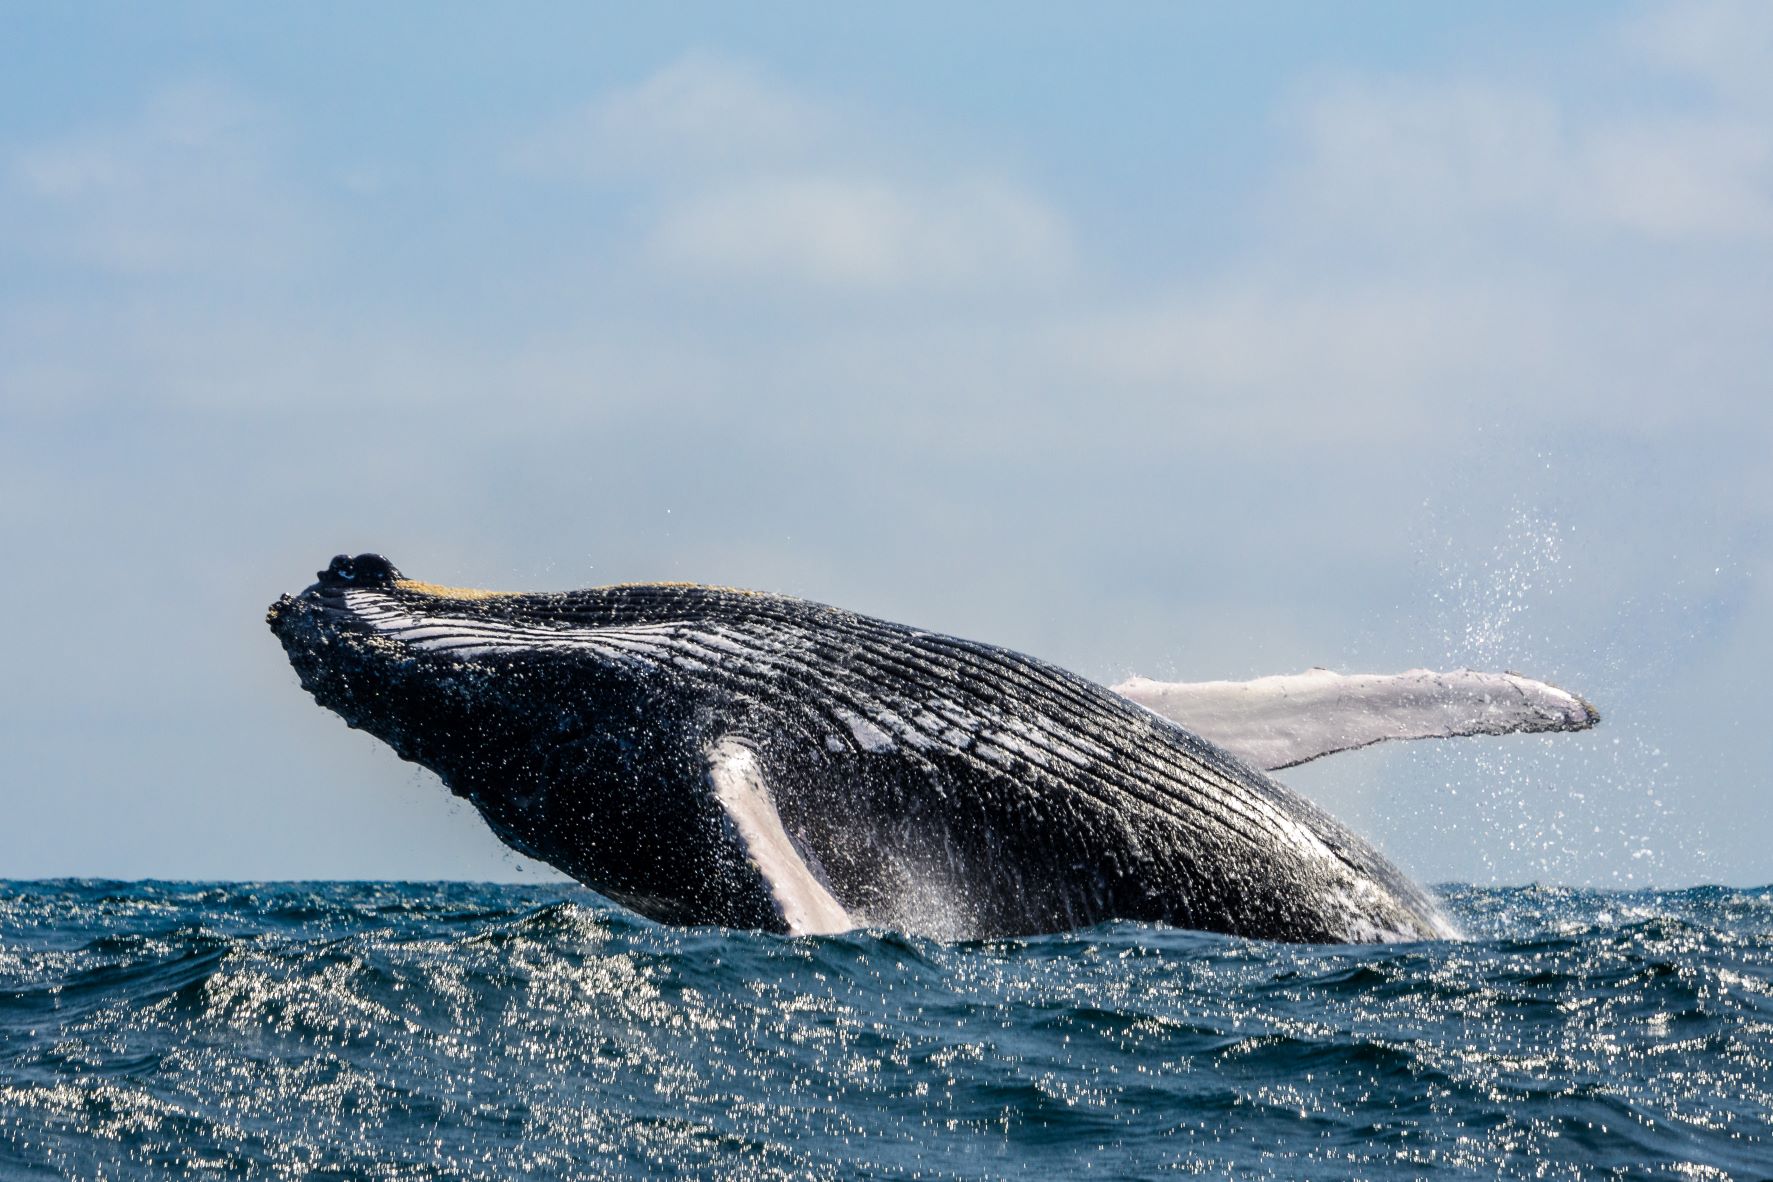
266, 554, 778, 923
266, 551, 643, 796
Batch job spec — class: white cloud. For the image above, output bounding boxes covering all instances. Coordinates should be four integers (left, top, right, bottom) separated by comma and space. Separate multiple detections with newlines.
1059, 279, 1569, 447
1290, 77, 1773, 244
651, 172, 1068, 291
524, 53, 1071, 293
1625, 0, 1773, 111
7, 82, 313, 274
1292, 83, 1562, 228
1580, 117, 1772, 239
515, 51, 832, 179
1056, 1, 1773, 451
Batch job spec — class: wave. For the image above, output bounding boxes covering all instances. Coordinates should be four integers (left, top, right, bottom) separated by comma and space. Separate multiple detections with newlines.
2, 881, 1769, 1179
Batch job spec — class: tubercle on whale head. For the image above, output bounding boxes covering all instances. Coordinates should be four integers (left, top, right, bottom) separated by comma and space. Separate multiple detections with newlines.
265, 593, 295, 631
316, 553, 403, 589
266, 553, 403, 634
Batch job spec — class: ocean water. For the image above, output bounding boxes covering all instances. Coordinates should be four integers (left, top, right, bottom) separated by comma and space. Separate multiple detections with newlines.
1, 882, 1768, 1180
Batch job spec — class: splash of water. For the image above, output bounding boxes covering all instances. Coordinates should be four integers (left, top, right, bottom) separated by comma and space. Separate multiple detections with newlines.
1408, 495, 1692, 886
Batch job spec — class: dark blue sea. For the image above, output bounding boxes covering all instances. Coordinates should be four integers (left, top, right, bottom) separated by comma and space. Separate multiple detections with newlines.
2, 882, 1769, 1180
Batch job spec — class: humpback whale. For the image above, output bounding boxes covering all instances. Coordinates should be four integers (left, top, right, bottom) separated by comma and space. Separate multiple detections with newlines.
268, 554, 1597, 943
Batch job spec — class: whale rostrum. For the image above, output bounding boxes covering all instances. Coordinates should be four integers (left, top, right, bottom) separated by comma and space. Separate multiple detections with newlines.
268, 554, 1598, 943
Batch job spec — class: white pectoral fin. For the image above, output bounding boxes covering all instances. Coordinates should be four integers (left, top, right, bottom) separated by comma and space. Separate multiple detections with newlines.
706, 736, 853, 936
1112, 668, 1600, 771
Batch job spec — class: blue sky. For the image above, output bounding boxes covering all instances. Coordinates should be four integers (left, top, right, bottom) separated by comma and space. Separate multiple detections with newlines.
3, 3, 1769, 887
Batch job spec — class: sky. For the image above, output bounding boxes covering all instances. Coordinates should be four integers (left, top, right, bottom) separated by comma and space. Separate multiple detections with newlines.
2, 2, 1769, 888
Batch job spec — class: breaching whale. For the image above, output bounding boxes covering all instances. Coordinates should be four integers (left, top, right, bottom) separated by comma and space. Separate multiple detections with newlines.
268, 554, 1598, 943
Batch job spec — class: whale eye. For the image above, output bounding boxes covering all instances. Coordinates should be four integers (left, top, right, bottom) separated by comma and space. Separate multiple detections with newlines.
314, 554, 358, 585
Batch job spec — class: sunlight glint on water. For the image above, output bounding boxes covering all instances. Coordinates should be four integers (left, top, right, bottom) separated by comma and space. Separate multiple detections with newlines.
1, 881, 1769, 1179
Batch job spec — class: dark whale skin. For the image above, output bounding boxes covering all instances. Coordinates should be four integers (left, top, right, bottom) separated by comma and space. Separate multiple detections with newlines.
269, 555, 1454, 943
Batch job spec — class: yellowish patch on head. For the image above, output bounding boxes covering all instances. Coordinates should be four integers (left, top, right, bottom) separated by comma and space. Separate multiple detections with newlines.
393, 579, 518, 601
393, 577, 775, 602
603, 580, 769, 597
